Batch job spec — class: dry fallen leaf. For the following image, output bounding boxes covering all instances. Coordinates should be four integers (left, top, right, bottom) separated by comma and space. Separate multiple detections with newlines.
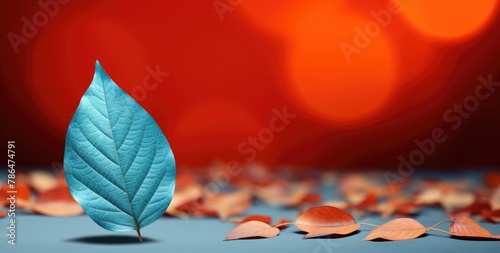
231, 215, 272, 225
364, 218, 426, 241
31, 185, 84, 216
301, 193, 322, 205
0, 183, 32, 209
452, 201, 491, 216
225, 220, 280, 240
491, 187, 500, 210
484, 171, 500, 188
440, 191, 475, 213
324, 200, 349, 209
255, 182, 314, 207
273, 218, 291, 229
377, 198, 419, 219
450, 215, 500, 239
481, 209, 500, 223
165, 183, 203, 217
295, 205, 357, 233
420, 179, 470, 193
338, 174, 379, 194
414, 188, 443, 206
199, 190, 252, 220
27, 170, 59, 193
346, 190, 378, 217
304, 224, 360, 239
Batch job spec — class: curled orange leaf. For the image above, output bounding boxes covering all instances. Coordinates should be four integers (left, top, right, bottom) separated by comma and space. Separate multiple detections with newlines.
225, 221, 280, 240
200, 190, 252, 220
32, 185, 84, 216
27, 170, 59, 193
295, 205, 357, 232
481, 209, 500, 223
231, 215, 272, 225
273, 218, 292, 229
450, 215, 500, 239
364, 218, 426, 241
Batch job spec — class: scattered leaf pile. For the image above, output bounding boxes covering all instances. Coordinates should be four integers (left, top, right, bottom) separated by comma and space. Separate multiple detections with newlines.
0, 166, 84, 217
225, 206, 500, 241
2, 165, 499, 244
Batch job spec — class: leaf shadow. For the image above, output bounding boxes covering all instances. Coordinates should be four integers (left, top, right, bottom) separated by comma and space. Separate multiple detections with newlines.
368, 234, 428, 242
66, 235, 157, 245
293, 230, 360, 239
450, 236, 500, 241
225, 236, 276, 241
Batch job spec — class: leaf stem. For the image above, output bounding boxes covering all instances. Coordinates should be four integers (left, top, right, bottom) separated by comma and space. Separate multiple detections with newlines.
427, 227, 454, 236
427, 220, 452, 229
137, 228, 143, 242
358, 222, 380, 228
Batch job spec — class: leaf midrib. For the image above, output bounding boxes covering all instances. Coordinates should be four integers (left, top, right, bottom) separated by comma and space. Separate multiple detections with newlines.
101, 79, 141, 231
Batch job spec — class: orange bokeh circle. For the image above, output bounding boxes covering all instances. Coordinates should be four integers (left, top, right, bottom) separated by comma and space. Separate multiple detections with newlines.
401, 0, 498, 40
286, 2, 398, 123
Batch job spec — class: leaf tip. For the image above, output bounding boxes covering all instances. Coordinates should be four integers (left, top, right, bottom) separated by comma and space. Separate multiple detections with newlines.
93, 59, 111, 83
94, 59, 104, 73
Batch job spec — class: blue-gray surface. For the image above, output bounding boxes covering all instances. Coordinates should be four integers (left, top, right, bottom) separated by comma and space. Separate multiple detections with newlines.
1, 201, 500, 253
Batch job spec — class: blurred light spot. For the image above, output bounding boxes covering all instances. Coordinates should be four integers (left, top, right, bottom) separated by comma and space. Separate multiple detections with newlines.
401, 0, 498, 40
286, 2, 398, 123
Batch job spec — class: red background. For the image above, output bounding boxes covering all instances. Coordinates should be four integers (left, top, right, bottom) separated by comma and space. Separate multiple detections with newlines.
1, 0, 500, 170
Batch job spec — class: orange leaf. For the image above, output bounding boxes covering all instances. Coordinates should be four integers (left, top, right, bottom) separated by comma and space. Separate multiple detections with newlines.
0, 210, 6, 218
0, 183, 32, 209
364, 218, 426, 241
440, 191, 475, 212
32, 185, 84, 216
482, 209, 500, 223
232, 215, 272, 225
377, 198, 419, 219
273, 218, 291, 229
484, 171, 500, 187
165, 184, 203, 217
301, 193, 322, 205
199, 190, 252, 220
450, 215, 500, 239
255, 182, 311, 207
355, 191, 378, 210
27, 170, 59, 193
304, 224, 360, 239
225, 221, 280, 240
295, 205, 356, 232
413, 188, 443, 206
452, 201, 491, 216
324, 200, 349, 209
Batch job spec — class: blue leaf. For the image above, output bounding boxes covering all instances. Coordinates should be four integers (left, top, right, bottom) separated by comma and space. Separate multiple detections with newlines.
64, 60, 176, 241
